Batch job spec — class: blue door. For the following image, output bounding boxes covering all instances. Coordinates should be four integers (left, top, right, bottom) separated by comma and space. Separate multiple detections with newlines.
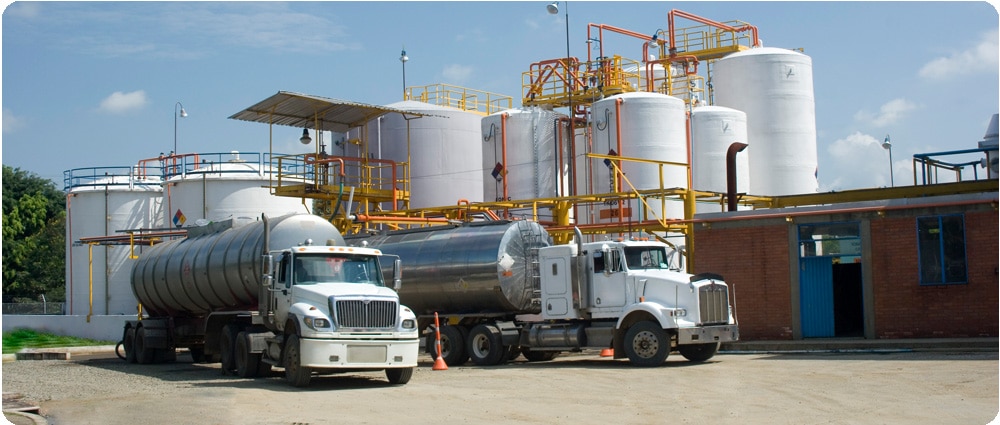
800, 256, 835, 338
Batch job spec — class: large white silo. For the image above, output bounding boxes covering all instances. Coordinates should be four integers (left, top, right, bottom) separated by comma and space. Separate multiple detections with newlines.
481, 108, 569, 221
584, 92, 688, 226
163, 152, 310, 228
377, 100, 484, 209
65, 168, 163, 315
713, 47, 818, 196
691, 105, 750, 213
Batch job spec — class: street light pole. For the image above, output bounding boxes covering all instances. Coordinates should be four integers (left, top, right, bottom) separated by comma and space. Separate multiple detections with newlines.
174, 101, 187, 155
882, 134, 894, 187
400, 48, 409, 100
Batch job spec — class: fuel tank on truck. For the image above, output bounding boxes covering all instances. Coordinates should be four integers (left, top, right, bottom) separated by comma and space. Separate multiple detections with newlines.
350, 220, 551, 315
131, 214, 345, 317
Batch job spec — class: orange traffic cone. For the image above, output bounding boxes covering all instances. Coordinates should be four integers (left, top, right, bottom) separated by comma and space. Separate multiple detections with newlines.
432, 313, 448, 371
600, 348, 614, 357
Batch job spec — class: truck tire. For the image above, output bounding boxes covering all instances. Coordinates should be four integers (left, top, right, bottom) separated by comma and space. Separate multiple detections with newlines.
123, 327, 137, 364
426, 325, 469, 366
284, 334, 312, 387
467, 324, 506, 366
135, 327, 155, 364
219, 324, 240, 375
189, 345, 206, 363
385, 367, 413, 385
678, 342, 719, 363
235, 331, 262, 378
521, 349, 559, 362
623, 321, 669, 367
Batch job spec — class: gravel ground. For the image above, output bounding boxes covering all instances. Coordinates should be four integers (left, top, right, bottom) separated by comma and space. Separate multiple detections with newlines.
2, 350, 998, 425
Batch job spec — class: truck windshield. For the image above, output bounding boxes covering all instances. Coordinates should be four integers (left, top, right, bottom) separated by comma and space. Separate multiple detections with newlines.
294, 254, 384, 286
623, 246, 669, 270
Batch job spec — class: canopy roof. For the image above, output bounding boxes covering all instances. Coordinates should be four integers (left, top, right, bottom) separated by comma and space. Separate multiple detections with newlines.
229, 91, 439, 133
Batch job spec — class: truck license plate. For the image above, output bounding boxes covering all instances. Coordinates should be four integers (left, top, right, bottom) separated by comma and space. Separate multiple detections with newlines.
347, 345, 387, 363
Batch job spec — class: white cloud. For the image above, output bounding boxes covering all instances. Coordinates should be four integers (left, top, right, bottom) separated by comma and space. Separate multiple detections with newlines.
919, 29, 1000, 79
853, 98, 918, 127
98, 90, 149, 114
4, 2, 41, 19
3, 108, 26, 134
822, 131, 896, 190
442, 64, 475, 85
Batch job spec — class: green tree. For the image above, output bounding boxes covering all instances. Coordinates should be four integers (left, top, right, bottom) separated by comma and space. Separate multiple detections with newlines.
2, 166, 66, 303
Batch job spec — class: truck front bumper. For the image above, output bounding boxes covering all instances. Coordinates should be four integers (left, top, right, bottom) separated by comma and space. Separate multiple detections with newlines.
299, 337, 420, 369
677, 325, 739, 345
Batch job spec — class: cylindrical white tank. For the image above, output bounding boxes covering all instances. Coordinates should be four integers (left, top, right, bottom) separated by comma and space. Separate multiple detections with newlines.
163, 152, 309, 228
481, 108, 569, 220
64, 168, 163, 315
691, 105, 750, 213
713, 47, 818, 196
583, 92, 687, 226
376, 101, 484, 209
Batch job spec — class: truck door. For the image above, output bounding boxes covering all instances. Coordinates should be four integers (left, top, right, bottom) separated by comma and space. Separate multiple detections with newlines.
591, 250, 626, 310
273, 254, 293, 329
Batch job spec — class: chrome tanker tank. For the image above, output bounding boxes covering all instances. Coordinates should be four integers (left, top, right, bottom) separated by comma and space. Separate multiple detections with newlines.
352, 220, 551, 315
131, 214, 344, 317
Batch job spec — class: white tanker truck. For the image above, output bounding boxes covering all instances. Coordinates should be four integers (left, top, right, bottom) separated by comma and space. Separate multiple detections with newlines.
349, 220, 739, 367
120, 213, 419, 387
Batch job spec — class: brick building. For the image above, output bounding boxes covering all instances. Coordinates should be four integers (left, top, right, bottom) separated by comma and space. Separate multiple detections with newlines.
693, 186, 997, 340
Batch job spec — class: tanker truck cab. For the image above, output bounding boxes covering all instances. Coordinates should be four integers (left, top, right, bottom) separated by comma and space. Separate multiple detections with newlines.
260, 244, 419, 386
537, 238, 739, 366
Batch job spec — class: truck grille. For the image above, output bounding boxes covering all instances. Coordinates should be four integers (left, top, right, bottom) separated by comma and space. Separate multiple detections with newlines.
699, 283, 730, 325
334, 299, 398, 329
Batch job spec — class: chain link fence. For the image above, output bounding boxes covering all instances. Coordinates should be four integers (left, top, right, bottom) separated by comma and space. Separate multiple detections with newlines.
2, 302, 67, 315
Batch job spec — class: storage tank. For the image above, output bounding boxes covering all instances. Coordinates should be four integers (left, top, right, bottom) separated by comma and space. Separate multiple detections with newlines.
163, 152, 309, 228
131, 214, 344, 317
713, 47, 818, 196
64, 167, 163, 315
351, 220, 551, 315
584, 92, 687, 225
691, 105, 750, 212
374, 100, 484, 208
482, 108, 569, 220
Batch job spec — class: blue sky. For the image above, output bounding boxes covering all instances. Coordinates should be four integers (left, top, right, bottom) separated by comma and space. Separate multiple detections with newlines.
2, 1, 998, 192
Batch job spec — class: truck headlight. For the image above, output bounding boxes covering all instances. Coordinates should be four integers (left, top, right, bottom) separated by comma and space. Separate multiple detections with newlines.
304, 317, 330, 330
402, 319, 416, 329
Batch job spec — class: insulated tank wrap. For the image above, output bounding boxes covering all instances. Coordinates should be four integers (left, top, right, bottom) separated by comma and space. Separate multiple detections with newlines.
357, 220, 551, 315
131, 214, 344, 317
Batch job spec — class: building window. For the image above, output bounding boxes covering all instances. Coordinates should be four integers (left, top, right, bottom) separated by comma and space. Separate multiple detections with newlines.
917, 215, 968, 285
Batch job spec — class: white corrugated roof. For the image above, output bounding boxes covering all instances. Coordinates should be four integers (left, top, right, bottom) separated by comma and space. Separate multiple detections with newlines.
228, 91, 443, 133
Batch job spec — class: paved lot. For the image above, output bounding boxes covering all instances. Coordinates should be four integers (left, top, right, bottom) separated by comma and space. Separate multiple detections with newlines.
3, 349, 998, 425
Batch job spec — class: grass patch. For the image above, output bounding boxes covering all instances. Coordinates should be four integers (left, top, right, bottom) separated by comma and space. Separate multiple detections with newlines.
2, 328, 115, 354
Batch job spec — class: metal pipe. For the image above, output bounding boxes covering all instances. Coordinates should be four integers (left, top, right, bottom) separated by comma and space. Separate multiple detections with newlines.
727, 142, 749, 211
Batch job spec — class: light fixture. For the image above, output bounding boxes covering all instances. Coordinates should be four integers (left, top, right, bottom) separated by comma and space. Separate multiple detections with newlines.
547, 1, 559, 14
882, 134, 894, 187
300, 128, 312, 145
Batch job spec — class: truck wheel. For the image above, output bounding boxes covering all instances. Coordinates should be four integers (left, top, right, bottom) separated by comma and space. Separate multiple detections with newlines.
284, 334, 312, 387
189, 345, 206, 363
123, 327, 137, 364
522, 349, 559, 362
235, 331, 262, 378
426, 325, 469, 366
219, 324, 240, 375
678, 342, 720, 363
135, 327, 155, 364
385, 367, 413, 385
623, 321, 669, 367
467, 324, 505, 366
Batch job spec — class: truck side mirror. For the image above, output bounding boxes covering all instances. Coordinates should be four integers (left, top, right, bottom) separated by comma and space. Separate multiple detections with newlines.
393, 258, 403, 291
261, 254, 274, 283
